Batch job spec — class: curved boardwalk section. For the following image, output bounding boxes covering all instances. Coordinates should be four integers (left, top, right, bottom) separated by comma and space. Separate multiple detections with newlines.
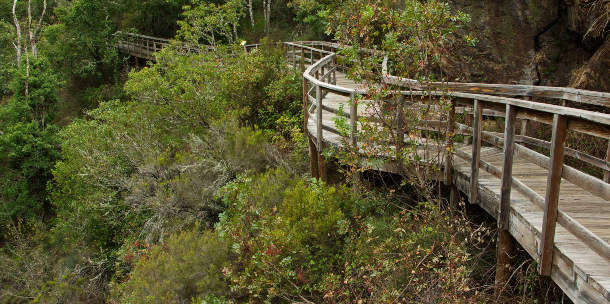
117, 35, 610, 304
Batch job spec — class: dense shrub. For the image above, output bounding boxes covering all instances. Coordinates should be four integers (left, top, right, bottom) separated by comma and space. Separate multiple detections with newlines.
216, 169, 351, 302
113, 227, 231, 304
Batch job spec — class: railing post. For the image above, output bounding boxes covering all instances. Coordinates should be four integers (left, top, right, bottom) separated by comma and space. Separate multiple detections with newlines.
310, 48, 314, 64
350, 92, 361, 191
604, 141, 610, 183
292, 45, 296, 69
539, 114, 568, 276
396, 95, 405, 175
470, 99, 483, 204
444, 97, 456, 184
304, 75, 319, 178
316, 83, 327, 182
496, 104, 517, 287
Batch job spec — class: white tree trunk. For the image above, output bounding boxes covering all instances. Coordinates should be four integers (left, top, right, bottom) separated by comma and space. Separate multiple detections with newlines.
12, 0, 22, 65
247, 0, 254, 29
264, 0, 271, 34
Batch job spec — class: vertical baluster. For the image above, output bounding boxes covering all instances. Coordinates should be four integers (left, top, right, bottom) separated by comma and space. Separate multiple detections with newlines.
496, 104, 517, 286
396, 95, 405, 175
292, 45, 296, 69
305, 77, 318, 178
316, 83, 327, 182
539, 114, 568, 276
310, 48, 314, 64
350, 92, 361, 191
604, 141, 610, 183
444, 97, 456, 184
470, 99, 483, 203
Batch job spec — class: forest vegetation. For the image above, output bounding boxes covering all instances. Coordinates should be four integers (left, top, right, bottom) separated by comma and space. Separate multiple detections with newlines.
2, 0, 606, 302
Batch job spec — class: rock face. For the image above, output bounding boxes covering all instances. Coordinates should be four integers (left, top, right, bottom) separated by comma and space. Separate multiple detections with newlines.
565, 0, 608, 49
570, 38, 610, 91
444, 0, 608, 92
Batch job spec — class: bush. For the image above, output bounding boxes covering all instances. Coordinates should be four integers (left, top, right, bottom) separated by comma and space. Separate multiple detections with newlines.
113, 227, 230, 304
216, 170, 351, 302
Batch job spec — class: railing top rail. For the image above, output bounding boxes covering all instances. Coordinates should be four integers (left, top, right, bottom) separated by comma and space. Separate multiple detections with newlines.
304, 54, 610, 130
114, 31, 171, 43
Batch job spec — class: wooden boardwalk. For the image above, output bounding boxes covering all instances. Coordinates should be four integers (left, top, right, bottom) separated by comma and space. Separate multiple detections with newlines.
116, 35, 610, 304
308, 68, 610, 303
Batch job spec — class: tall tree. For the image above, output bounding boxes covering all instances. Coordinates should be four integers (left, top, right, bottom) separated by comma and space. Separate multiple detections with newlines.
11, 0, 46, 99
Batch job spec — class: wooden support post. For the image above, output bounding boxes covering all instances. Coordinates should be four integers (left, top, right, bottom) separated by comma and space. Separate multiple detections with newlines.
495, 229, 515, 289
444, 98, 456, 184
496, 104, 517, 288
450, 184, 460, 216
539, 114, 568, 276
316, 84, 327, 182
318, 143, 327, 183
308, 136, 319, 178
470, 99, 483, 204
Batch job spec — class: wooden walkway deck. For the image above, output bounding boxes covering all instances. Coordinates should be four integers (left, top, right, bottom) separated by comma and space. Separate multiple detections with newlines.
116, 35, 610, 304
310, 69, 610, 303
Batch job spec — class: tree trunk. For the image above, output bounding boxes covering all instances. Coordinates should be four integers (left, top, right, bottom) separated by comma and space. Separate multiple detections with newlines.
263, 0, 271, 34
12, 0, 22, 65
247, 0, 254, 29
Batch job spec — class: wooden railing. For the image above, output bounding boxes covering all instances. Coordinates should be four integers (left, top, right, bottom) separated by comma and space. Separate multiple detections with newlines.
297, 43, 610, 278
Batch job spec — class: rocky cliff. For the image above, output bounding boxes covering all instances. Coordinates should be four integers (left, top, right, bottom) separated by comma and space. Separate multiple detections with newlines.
445, 0, 609, 92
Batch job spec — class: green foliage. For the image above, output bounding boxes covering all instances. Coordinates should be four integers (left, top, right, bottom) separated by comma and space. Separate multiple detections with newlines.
124, 45, 235, 129
50, 93, 287, 251
177, 0, 245, 46
215, 170, 490, 302
41, 0, 119, 79
216, 170, 351, 302
113, 227, 231, 304
120, 0, 191, 38
0, 56, 62, 237
218, 39, 303, 140
288, 0, 335, 39
0, 20, 15, 97
319, 203, 479, 303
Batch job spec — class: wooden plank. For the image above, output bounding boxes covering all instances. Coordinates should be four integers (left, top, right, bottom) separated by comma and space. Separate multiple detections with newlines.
540, 114, 568, 276
470, 99, 483, 203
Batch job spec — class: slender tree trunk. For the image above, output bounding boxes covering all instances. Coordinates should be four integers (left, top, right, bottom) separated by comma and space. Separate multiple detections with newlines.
247, 0, 254, 29
30, 0, 45, 58
12, 0, 22, 65
263, 0, 271, 34
25, 49, 29, 100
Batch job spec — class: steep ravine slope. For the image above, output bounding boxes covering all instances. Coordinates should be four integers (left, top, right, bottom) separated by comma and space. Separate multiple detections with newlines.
444, 0, 608, 92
